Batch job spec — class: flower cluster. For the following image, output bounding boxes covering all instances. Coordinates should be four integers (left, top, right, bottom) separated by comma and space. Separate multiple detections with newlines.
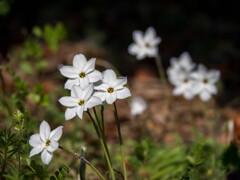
128, 27, 161, 60
59, 54, 131, 120
29, 53, 131, 165
167, 52, 220, 101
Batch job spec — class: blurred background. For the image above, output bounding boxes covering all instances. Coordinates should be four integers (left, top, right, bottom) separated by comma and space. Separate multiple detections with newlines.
1, 0, 240, 179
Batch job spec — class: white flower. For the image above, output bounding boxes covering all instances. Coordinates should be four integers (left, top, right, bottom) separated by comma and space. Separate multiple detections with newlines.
171, 72, 195, 100
59, 54, 102, 90
128, 27, 161, 60
191, 64, 220, 101
167, 52, 196, 86
94, 69, 131, 104
29, 121, 63, 165
130, 96, 147, 116
59, 84, 102, 120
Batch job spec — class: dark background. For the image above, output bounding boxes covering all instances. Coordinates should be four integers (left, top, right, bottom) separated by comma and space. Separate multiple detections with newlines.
0, 0, 240, 103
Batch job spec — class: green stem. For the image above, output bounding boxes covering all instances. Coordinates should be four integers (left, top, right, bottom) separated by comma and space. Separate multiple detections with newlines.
93, 107, 103, 134
155, 54, 166, 85
99, 106, 112, 165
87, 111, 115, 180
113, 102, 127, 180
59, 146, 105, 180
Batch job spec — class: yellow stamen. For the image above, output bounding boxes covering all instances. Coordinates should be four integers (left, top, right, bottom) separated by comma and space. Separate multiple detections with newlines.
203, 79, 208, 84
107, 88, 114, 93
45, 139, 51, 146
78, 100, 84, 105
79, 72, 86, 78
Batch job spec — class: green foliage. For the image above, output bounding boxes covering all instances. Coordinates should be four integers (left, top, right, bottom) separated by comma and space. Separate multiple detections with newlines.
13, 109, 26, 132
0, 0, 11, 16
50, 165, 70, 180
129, 139, 187, 180
28, 83, 50, 106
20, 38, 43, 60
222, 143, 240, 172
182, 138, 225, 180
33, 23, 67, 52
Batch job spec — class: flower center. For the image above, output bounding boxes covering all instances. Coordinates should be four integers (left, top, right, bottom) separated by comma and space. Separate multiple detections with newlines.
79, 72, 86, 78
78, 100, 85, 105
145, 43, 151, 48
45, 139, 51, 146
107, 88, 114, 93
203, 79, 208, 84
183, 78, 189, 83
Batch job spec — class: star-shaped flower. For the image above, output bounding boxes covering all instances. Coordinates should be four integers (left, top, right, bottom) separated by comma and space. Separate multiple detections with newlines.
29, 121, 63, 165
191, 64, 220, 101
171, 72, 195, 100
128, 27, 161, 60
167, 52, 196, 86
59, 54, 102, 90
59, 84, 102, 120
94, 69, 131, 104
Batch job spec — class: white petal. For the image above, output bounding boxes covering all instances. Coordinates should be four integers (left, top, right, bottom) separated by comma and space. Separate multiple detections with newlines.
116, 87, 131, 99
71, 85, 83, 99
206, 85, 217, 94
145, 47, 158, 58
183, 91, 195, 100
76, 106, 84, 119
128, 44, 141, 56
93, 92, 106, 102
82, 84, 94, 101
102, 69, 117, 84
106, 92, 117, 104
79, 77, 90, 89
64, 79, 80, 90
144, 27, 157, 42
39, 121, 50, 141
85, 96, 102, 110
29, 134, 43, 147
172, 85, 186, 96
200, 91, 211, 101
82, 58, 96, 74
113, 77, 127, 90
94, 83, 109, 92
136, 49, 147, 60
46, 140, 59, 152
88, 70, 102, 83
49, 126, 63, 141
65, 107, 77, 120
73, 54, 87, 70
208, 70, 220, 83
59, 66, 79, 78
59, 97, 78, 107
41, 149, 53, 165
133, 30, 144, 46
29, 145, 44, 157
152, 37, 161, 46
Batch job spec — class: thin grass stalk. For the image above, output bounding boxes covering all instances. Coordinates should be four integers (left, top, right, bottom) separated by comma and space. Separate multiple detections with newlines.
113, 102, 127, 180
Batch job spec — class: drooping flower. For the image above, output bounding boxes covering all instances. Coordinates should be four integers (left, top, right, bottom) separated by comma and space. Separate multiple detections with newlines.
94, 69, 131, 104
130, 96, 147, 116
128, 27, 161, 60
59, 54, 102, 90
59, 84, 102, 120
167, 52, 196, 86
191, 64, 220, 101
29, 121, 63, 165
